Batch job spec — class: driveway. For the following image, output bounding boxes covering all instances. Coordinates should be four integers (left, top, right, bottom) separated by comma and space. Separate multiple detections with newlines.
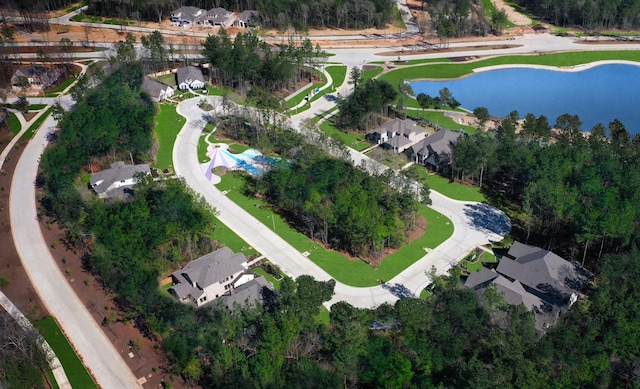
173, 96, 510, 308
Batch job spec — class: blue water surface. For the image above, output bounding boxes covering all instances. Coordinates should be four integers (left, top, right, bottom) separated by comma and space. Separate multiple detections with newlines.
410, 64, 640, 134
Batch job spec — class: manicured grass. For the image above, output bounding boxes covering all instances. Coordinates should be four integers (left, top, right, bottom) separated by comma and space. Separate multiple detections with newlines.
198, 132, 212, 163
228, 143, 250, 154
216, 173, 453, 287
319, 119, 370, 151
379, 50, 640, 86
28, 104, 48, 110
23, 108, 52, 139
400, 58, 453, 66
408, 108, 476, 133
45, 77, 76, 97
287, 71, 327, 108
288, 65, 346, 112
7, 112, 20, 134
153, 104, 185, 169
327, 65, 347, 90
253, 267, 283, 290
463, 250, 497, 272
210, 219, 258, 257
315, 306, 330, 325
425, 173, 486, 202
35, 317, 98, 389
155, 73, 177, 87
362, 66, 383, 81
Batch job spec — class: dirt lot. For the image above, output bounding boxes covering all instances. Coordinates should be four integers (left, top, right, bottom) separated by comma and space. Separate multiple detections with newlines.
0, 117, 191, 389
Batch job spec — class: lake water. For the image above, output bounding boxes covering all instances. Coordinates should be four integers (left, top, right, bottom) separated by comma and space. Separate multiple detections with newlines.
410, 64, 640, 135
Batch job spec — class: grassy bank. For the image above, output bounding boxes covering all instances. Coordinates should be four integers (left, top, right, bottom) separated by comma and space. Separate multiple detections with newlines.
153, 104, 184, 170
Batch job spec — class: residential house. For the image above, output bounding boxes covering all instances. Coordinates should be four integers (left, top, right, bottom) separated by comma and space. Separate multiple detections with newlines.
169, 247, 254, 307
176, 66, 205, 90
170, 6, 207, 26
232, 10, 260, 28
220, 276, 273, 309
366, 118, 428, 154
89, 161, 151, 200
141, 78, 175, 102
406, 128, 461, 170
206, 7, 234, 27
464, 241, 593, 330
12, 65, 63, 90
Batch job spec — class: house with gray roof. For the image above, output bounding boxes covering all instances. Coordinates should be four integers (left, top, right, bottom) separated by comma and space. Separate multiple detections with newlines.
366, 118, 428, 154
206, 7, 234, 26
12, 65, 63, 90
170, 6, 207, 26
142, 78, 174, 102
89, 161, 150, 200
220, 277, 273, 309
169, 247, 253, 307
464, 242, 593, 331
232, 10, 260, 28
176, 66, 205, 90
407, 128, 461, 170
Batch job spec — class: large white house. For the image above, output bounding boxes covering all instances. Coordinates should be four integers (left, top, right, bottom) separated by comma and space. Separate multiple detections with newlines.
176, 66, 205, 90
89, 161, 150, 200
366, 118, 428, 154
170, 247, 255, 307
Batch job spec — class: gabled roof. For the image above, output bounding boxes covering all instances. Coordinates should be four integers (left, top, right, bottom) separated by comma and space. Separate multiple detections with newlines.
236, 10, 259, 23
409, 128, 461, 156
386, 134, 412, 149
369, 118, 426, 137
13, 65, 63, 88
465, 267, 544, 311
89, 161, 150, 195
176, 66, 204, 84
498, 241, 593, 303
465, 267, 499, 289
174, 247, 247, 289
220, 277, 272, 309
142, 78, 171, 99
171, 6, 206, 22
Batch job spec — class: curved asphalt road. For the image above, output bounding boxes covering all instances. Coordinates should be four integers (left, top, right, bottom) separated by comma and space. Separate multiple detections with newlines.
173, 97, 510, 307
10, 112, 142, 388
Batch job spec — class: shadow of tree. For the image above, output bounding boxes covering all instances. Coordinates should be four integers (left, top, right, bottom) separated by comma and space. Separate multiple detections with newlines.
463, 203, 511, 236
381, 283, 415, 299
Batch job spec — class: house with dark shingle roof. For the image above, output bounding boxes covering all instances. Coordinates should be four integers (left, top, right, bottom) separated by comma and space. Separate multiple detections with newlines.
12, 65, 64, 90
170, 6, 207, 25
233, 10, 260, 28
89, 161, 150, 200
464, 242, 593, 331
366, 118, 428, 154
142, 78, 175, 102
176, 66, 205, 90
406, 128, 461, 170
220, 276, 273, 309
169, 247, 253, 307
206, 7, 234, 26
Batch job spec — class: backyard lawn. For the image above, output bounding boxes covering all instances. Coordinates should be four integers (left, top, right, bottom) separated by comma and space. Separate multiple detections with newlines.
319, 119, 370, 151
425, 173, 486, 202
153, 104, 184, 170
35, 317, 97, 389
154, 73, 177, 87
216, 172, 453, 287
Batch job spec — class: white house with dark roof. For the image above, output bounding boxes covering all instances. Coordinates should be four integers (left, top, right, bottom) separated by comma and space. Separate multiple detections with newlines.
232, 10, 260, 28
170, 6, 207, 26
366, 118, 428, 154
89, 161, 150, 199
142, 78, 174, 102
406, 128, 461, 170
176, 66, 205, 90
169, 247, 254, 307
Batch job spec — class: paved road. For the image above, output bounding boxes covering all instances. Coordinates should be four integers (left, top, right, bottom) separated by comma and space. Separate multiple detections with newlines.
10, 111, 143, 389
173, 96, 510, 307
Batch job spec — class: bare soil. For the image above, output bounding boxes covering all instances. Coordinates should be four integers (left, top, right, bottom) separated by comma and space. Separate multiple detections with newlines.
0, 115, 191, 389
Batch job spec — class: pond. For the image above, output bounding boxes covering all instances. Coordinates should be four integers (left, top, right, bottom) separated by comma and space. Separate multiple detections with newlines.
410, 63, 640, 135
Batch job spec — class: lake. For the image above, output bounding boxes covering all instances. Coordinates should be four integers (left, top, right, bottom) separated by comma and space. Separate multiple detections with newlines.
410, 63, 640, 135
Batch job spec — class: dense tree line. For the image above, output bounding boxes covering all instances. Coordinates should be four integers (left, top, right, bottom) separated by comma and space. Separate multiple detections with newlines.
450, 111, 640, 265
83, 0, 395, 30
202, 30, 323, 95
335, 77, 397, 130
257, 155, 424, 258
515, 0, 640, 30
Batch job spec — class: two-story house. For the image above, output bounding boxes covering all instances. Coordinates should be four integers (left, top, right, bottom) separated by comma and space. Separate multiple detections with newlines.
366, 118, 428, 154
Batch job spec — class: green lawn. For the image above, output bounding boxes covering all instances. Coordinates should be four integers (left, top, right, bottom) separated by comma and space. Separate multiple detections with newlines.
287, 71, 327, 109
210, 219, 258, 257
327, 65, 347, 90
155, 73, 177, 87
216, 173, 453, 287
28, 104, 48, 110
23, 108, 52, 139
399, 58, 453, 66
463, 250, 497, 272
319, 119, 370, 151
315, 306, 330, 325
407, 108, 476, 132
45, 77, 76, 97
362, 66, 384, 81
198, 133, 212, 163
379, 50, 640, 86
425, 173, 486, 202
35, 317, 97, 389
7, 112, 20, 134
228, 143, 250, 154
153, 104, 185, 169
253, 267, 283, 290
287, 65, 346, 112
